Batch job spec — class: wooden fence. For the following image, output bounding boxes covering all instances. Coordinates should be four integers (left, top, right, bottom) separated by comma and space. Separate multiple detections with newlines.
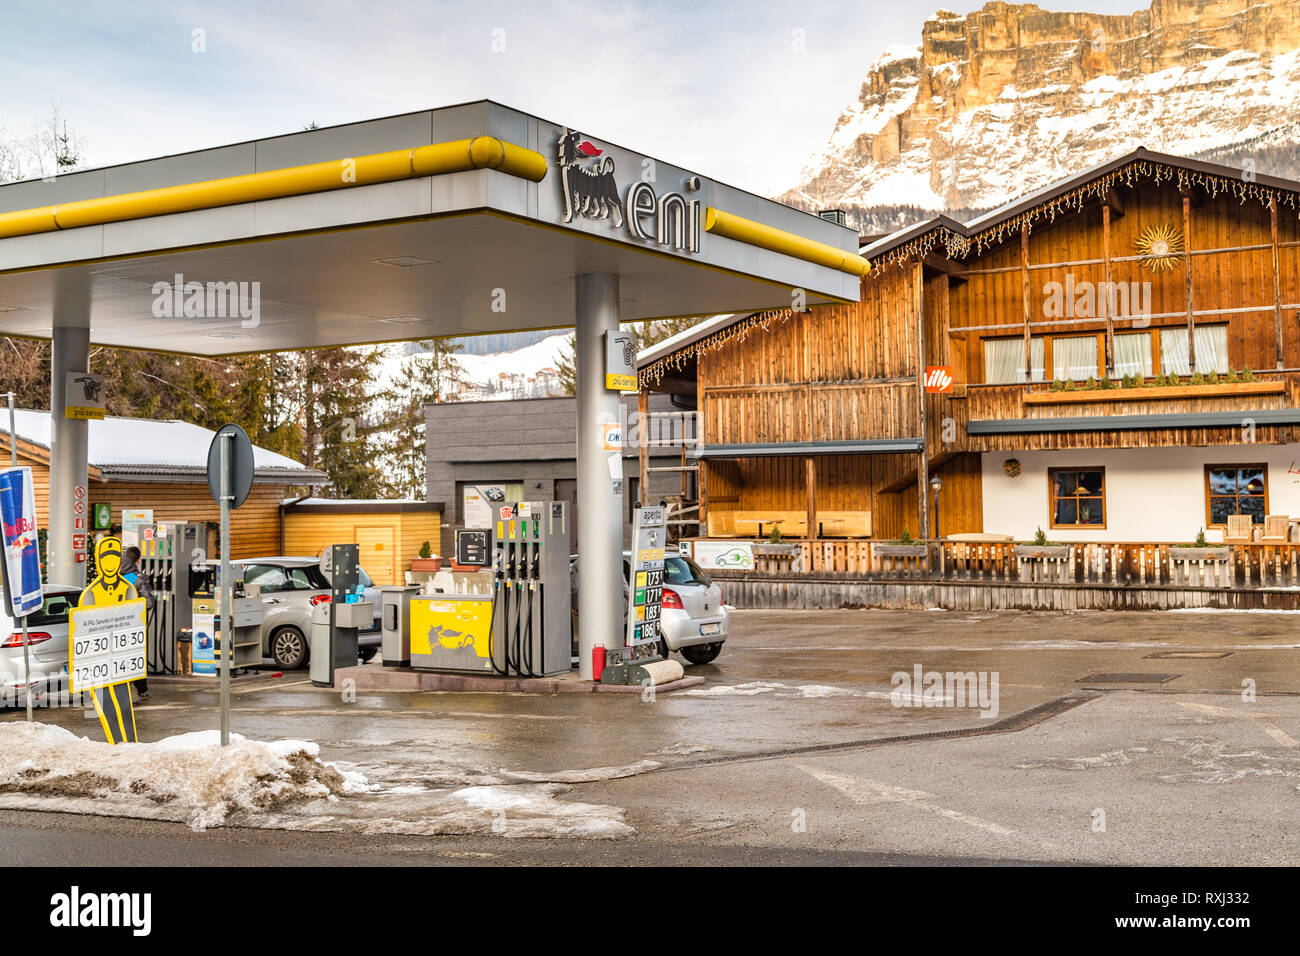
695, 539, 1300, 590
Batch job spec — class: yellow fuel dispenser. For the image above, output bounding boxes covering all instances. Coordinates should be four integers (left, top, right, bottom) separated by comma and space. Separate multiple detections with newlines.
408, 501, 571, 676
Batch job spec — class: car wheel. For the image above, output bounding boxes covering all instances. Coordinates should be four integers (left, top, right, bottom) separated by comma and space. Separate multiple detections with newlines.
358, 647, 378, 663
681, 642, 722, 665
271, 626, 308, 669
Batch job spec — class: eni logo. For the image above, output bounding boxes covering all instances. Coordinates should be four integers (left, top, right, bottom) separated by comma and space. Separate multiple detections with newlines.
555, 129, 700, 254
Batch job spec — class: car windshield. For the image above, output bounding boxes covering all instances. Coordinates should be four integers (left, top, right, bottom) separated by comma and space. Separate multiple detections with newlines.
664, 556, 711, 586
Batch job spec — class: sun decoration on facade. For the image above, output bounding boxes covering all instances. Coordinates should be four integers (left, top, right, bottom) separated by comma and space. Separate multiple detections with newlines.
1134, 223, 1185, 273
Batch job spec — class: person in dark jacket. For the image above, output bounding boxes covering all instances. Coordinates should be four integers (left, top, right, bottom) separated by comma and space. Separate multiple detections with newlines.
122, 546, 153, 700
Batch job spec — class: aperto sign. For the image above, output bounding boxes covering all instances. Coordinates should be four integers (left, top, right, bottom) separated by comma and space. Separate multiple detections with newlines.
554, 129, 702, 255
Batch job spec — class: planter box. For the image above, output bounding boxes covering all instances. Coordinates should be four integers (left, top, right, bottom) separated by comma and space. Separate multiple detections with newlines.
751, 543, 802, 557
1016, 545, 1073, 559
1024, 381, 1283, 405
1170, 547, 1230, 561
874, 544, 928, 558
411, 557, 442, 572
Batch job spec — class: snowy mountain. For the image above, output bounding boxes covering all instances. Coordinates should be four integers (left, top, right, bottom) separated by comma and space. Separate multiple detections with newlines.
781, 0, 1300, 227
374, 332, 569, 404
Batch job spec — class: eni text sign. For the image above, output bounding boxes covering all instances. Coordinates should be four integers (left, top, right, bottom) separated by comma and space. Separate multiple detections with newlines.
69, 600, 147, 692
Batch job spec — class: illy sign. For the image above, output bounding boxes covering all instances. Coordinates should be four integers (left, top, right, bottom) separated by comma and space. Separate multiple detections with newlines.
924, 366, 955, 393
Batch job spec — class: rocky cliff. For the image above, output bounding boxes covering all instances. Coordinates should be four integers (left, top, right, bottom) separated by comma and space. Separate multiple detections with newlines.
782, 0, 1300, 226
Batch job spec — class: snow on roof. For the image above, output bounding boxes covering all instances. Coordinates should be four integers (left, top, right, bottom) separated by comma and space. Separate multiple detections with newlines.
0, 410, 321, 476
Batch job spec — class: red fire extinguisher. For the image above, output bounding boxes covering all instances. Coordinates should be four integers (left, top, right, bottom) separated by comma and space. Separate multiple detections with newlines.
592, 646, 606, 682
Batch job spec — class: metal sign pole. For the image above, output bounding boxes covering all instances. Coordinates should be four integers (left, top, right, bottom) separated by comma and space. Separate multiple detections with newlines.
7, 392, 32, 723
219, 431, 231, 746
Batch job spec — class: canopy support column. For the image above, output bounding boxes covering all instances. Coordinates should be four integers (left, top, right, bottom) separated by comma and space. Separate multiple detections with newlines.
575, 273, 624, 680
49, 319, 91, 588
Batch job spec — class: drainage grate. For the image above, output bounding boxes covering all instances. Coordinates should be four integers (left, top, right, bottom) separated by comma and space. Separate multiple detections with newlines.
1077, 672, 1180, 684
651, 691, 1101, 773
1144, 651, 1233, 660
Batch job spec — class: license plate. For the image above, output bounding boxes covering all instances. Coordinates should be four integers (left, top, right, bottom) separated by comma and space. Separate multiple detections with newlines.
699, 623, 721, 636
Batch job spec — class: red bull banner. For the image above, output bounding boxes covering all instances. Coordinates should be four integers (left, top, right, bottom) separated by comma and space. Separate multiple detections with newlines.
0, 466, 43, 617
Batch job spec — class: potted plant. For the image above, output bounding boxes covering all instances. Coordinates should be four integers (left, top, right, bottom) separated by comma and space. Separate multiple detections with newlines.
411, 540, 442, 572
1170, 528, 1230, 562
752, 523, 801, 557
1015, 527, 1072, 560
874, 528, 929, 558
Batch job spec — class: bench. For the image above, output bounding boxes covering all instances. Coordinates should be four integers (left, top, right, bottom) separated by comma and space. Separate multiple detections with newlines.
815, 511, 872, 538
706, 510, 808, 538
705, 510, 871, 539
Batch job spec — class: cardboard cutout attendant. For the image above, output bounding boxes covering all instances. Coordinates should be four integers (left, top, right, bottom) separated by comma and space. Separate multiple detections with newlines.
78, 536, 140, 742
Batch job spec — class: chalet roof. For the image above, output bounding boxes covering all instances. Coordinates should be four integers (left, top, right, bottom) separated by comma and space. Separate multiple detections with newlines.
860, 146, 1300, 267
0, 410, 328, 484
639, 147, 1300, 385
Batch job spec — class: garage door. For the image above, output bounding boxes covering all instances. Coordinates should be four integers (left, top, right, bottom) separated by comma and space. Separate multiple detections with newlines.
355, 525, 397, 585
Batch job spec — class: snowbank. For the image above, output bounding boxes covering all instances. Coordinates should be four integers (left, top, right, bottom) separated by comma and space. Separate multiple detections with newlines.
0, 723, 360, 829
0, 723, 637, 839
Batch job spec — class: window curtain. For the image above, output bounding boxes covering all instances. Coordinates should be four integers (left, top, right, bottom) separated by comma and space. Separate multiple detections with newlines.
1113, 333, 1153, 377
1160, 326, 1228, 374
984, 337, 1044, 384
1052, 335, 1098, 381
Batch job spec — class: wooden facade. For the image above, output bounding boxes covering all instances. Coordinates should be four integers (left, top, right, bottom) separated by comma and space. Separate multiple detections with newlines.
641, 150, 1300, 546
282, 501, 442, 585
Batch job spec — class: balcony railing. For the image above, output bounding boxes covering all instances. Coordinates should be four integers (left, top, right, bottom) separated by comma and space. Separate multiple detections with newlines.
693, 538, 1300, 589
965, 370, 1300, 425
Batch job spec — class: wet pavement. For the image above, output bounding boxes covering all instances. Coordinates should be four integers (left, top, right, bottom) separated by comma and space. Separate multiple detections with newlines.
1, 607, 1297, 864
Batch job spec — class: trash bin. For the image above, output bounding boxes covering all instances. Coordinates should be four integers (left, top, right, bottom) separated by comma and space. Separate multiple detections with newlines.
380, 586, 419, 667
309, 601, 333, 686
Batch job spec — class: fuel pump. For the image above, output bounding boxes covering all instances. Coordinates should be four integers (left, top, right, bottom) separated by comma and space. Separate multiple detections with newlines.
487, 501, 570, 677
407, 501, 569, 675
139, 522, 205, 675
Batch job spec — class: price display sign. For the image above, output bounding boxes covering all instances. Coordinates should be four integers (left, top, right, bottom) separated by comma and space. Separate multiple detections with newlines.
626, 506, 667, 647
69, 599, 148, 693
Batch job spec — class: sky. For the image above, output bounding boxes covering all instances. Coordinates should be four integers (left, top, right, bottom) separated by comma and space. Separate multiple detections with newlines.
1, 0, 1144, 197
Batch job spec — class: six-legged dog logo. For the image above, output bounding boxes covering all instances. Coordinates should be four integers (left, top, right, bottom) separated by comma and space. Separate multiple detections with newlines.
557, 128, 624, 227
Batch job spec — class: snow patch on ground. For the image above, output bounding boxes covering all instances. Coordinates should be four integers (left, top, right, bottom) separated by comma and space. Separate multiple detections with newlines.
0, 723, 636, 840
0, 723, 354, 830
679, 680, 936, 703
1015, 747, 1150, 771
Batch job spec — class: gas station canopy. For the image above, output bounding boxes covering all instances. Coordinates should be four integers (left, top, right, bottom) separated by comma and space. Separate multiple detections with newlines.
0, 100, 864, 354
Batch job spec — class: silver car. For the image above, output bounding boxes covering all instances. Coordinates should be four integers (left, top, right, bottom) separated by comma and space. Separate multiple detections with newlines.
234, 557, 382, 669
0, 584, 81, 704
571, 552, 728, 665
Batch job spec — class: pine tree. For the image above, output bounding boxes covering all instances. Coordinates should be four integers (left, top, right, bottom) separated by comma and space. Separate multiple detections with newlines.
556, 333, 577, 396
298, 347, 386, 498
377, 339, 465, 498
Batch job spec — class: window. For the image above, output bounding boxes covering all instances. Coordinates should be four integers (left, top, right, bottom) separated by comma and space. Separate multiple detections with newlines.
1206, 464, 1267, 526
1159, 326, 1229, 375
984, 337, 1045, 384
1050, 468, 1106, 527
243, 564, 289, 592
1051, 335, 1100, 382
1113, 332, 1153, 377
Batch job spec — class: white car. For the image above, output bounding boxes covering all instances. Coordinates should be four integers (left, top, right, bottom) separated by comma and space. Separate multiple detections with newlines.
640, 552, 728, 665
572, 552, 728, 665
0, 585, 81, 704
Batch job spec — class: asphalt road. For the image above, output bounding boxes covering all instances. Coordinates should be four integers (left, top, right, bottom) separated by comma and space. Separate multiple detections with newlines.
2, 607, 1297, 865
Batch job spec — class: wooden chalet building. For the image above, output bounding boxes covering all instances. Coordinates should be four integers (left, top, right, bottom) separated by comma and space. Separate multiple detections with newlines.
637, 149, 1300, 607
